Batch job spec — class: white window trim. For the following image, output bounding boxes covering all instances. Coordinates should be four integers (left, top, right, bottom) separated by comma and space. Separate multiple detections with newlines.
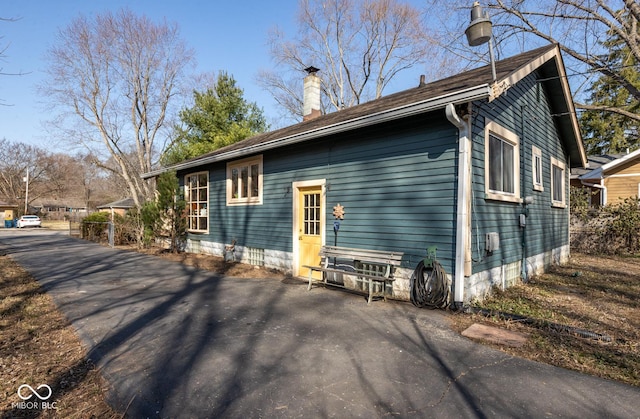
484, 121, 521, 203
532, 145, 544, 192
226, 155, 263, 206
185, 171, 209, 233
550, 156, 567, 208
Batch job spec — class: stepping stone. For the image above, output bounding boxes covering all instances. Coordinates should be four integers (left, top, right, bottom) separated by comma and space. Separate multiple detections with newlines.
462, 323, 528, 347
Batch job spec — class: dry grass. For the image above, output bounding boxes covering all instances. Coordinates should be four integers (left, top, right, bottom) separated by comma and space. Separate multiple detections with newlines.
450, 253, 640, 387
0, 256, 121, 418
135, 246, 287, 280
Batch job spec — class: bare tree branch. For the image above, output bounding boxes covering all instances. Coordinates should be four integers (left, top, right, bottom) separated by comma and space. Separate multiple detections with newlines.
257, 0, 435, 122
40, 9, 194, 208
576, 102, 640, 122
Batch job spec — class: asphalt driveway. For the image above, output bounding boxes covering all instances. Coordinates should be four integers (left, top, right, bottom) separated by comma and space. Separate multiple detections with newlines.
1, 229, 638, 418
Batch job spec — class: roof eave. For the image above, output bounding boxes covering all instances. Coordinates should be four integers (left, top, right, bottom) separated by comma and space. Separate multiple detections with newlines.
143, 84, 492, 178
490, 45, 587, 168
552, 48, 587, 168
600, 148, 640, 173
579, 167, 603, 181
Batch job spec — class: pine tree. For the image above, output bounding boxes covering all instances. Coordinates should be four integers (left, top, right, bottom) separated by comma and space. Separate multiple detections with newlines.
162, 72, 268, 165
141, 171, 186, 252
580, 24, 640, 155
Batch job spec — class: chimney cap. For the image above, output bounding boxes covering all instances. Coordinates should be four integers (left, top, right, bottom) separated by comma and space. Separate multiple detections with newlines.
304, 66, 320, 74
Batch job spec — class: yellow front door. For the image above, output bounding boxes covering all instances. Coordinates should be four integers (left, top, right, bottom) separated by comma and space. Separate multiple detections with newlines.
298, 186, 323, 279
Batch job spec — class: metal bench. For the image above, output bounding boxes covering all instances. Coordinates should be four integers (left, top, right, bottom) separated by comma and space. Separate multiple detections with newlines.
304, 245, 403, 304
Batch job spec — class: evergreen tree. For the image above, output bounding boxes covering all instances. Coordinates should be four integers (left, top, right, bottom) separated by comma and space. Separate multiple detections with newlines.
141, 171, 186, 252
163, 72, 268, 165
580, 24, 640, 155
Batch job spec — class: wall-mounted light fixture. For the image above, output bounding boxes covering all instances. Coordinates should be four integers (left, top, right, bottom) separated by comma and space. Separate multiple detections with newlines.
465, 2, 497, 81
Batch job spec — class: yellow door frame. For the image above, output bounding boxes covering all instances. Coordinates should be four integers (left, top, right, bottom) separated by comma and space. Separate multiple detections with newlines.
292, 179, 326, 277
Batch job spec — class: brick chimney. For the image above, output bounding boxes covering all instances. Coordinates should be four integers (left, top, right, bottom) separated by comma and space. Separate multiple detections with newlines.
303, 66, 321, 121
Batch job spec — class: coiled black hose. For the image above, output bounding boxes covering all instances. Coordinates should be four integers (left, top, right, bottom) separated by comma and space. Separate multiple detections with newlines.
410, 259, 450, 309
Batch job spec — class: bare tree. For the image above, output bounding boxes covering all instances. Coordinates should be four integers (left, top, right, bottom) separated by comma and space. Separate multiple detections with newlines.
41, 9, 195, 208
490, 1, 640, 122
257, 0, 435, 122
1, 16, 28, 106
0, 139, 62, 213
432, 1, 640, 124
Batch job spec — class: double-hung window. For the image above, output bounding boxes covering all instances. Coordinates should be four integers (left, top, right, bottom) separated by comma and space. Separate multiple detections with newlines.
551, 157, 566, 207
226, 155, 263, 205
485, 122, 520, 202
185, 172, 209, 232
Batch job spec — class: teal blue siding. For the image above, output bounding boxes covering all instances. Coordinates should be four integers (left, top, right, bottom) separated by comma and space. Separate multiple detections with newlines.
470, 72, 570, 275
179, 71, 572, 281
180, 115, 460, 273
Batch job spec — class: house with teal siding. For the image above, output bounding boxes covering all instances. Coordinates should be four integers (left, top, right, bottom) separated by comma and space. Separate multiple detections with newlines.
144, 44, 586, 305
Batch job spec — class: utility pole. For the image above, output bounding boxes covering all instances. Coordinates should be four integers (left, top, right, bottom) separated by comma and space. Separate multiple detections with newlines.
23, 169, 29, 214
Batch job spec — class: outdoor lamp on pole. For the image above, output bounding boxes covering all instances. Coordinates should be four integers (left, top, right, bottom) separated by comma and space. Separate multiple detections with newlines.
465, 1, 497, 82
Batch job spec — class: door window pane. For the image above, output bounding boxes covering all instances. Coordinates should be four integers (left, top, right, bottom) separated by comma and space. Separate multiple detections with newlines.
303, 192, 321, 236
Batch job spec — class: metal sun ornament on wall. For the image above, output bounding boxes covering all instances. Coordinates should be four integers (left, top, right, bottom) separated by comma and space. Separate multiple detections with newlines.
332, 203, 345, 220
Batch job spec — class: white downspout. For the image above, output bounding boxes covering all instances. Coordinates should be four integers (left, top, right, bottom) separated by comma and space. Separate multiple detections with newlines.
446, 103, 471, 308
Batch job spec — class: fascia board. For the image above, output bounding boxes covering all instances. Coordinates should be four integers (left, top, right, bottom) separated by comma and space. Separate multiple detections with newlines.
491, 45, 587, 168
600, 148, 640, 173
143, 84, 492, 178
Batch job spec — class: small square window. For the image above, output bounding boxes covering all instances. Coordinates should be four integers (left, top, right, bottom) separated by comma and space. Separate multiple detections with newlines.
226, 155, 263, 205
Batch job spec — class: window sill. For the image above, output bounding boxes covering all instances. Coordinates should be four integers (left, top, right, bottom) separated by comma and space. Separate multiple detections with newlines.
485, 192, 522, 204
226, 199, 262, 206
551, 202, 567, 209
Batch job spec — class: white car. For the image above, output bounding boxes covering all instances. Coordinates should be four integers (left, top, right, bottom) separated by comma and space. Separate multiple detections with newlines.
16, 215, 42, 228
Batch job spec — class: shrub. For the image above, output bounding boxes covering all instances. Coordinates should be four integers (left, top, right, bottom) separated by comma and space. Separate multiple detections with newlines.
571, 196, 640, 255
603, 197, 640, 253
570, 186, 594, 222
81, 212, 112, 243
81, 211, 137, 246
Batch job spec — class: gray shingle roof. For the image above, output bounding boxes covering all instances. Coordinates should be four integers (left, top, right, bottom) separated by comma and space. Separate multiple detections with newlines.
145, 43, 585, 177
571, 154, 623, 178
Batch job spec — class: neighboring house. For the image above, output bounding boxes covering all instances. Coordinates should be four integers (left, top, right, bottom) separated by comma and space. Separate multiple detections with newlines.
144, 44, 586, 305
97, 198, 135, 218
35, 201, 89, 216
572, 149, 640, 206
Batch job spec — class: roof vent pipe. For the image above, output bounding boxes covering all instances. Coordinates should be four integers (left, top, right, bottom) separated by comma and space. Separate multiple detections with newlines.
303, 66, 321, 121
